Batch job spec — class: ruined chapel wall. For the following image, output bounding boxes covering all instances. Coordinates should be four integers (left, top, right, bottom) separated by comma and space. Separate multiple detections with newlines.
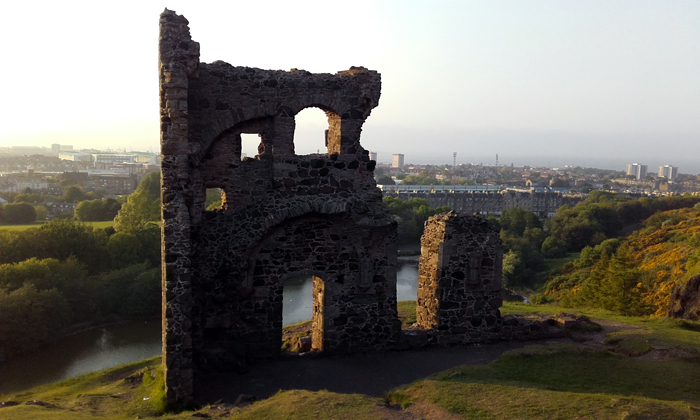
186, 63, 381, 160
159, 10, 201, 404
160, 9, 399, 405
416, 212, 504, 344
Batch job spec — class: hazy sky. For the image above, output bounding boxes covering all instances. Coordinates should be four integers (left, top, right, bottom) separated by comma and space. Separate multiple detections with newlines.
1, 1, 698, 172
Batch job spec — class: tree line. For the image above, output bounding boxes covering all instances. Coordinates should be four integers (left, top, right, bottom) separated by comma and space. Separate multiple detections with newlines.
0, 172, 161, 360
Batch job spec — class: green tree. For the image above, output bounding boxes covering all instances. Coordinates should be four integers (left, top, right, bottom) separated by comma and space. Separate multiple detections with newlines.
502, 250, 523, 289
114, 172, 160, 232
63, 185, 87, 203
375, 175, 395, 185
598, 246, 646, 315
34, 205, 48, 221
107, 228, 160, 269
541, 236, 567, 258
13, 192, 45, 203
499, 207, 542, 237
75, 198, 121, 222
382, 196, 450, 242
96, 263, 160, 318
0, 284, 70, 358
0, 202, 37, 224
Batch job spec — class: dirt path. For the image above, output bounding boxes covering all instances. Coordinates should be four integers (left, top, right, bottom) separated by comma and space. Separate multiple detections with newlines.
194, 338, 568, 404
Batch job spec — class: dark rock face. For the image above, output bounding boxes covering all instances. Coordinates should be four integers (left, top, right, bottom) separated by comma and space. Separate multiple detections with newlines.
668, 275, 700, 320
159, 10, 398, 404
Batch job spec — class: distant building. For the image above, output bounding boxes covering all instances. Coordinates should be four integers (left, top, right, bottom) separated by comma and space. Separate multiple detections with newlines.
626, 163, 647, 180
52, 144, 73, 156
392, 153, 404, 169
59, 151, 91, 162
369, 152, 377, 162
658, 165, 678, 180
0, 176, 48, 192
92, 153, 137, 168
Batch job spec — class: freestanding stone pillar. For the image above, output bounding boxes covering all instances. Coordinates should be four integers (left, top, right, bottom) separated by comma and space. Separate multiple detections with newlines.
416, 211, 504, 344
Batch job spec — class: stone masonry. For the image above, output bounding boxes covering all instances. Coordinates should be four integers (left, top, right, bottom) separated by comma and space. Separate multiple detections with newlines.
159, 9, 569, 407
416, 212, 504, 344
159, 10, 400, 404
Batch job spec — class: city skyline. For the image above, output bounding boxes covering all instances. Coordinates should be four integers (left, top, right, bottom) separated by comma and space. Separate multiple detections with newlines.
0, 143, 690, 177
1, 1, 698, 172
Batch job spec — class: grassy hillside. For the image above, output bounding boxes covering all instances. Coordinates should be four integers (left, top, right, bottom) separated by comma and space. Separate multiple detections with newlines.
543, 205, 700, 316
2, 302, 699, 419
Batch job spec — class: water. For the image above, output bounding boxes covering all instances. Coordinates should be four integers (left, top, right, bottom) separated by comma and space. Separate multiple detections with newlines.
0, 320, 161, 395
282, 262, 420, 326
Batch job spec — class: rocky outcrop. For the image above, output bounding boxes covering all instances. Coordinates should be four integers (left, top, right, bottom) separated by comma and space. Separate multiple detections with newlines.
668, 275, 700, 320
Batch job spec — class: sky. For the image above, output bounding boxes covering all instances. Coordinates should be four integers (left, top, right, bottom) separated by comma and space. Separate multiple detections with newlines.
1, 1, 698, 172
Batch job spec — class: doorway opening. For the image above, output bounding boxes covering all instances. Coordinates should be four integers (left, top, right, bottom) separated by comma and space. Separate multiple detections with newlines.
281, 274, 325, 353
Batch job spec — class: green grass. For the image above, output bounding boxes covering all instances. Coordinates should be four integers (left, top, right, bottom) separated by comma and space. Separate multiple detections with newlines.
1, 357, 166, 419
387, 343, 700, 419
544, 252, 581, 274
397, 300, 417, 327
4, 302, 700, 419
0, 220, 114, 231
0, 221, 46, 230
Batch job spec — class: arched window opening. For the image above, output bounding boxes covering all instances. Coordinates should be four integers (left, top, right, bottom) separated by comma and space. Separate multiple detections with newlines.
293, 107, 330, 155
205, 187, 224, 210
281, 274, 324, 353
240, 133, 262, 160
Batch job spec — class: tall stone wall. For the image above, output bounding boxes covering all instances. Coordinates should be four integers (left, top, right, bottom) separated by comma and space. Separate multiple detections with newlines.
416, 212, 504, 344
159, 10, 399, 404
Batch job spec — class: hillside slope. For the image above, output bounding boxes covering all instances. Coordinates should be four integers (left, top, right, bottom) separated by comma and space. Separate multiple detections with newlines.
544, 205, 700, 317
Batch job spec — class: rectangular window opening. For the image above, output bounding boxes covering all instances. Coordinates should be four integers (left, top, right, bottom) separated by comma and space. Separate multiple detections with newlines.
205, 187, 223, 210
241, 133, 262, 161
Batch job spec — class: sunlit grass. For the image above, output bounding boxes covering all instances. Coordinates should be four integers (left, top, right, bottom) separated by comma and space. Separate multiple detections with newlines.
0, 220, 114, 231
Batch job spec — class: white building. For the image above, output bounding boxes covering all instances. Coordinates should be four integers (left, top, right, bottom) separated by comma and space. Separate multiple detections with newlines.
0, 177, 48, 192
658, 165, 678, 180
392, 153, 404, 169
91, 153, 137, 168
59, 151, 91, 162
626, 163, 647, 180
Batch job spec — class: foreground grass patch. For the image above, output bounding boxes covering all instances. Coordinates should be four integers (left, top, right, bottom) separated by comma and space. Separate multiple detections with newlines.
388, 344, 700, 419
225, 390, 387, 420
1, 357, 166, 420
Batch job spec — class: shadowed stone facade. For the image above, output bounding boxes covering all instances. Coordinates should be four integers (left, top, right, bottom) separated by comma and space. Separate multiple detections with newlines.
159, 10, 399, 404
416, 212, 504, 344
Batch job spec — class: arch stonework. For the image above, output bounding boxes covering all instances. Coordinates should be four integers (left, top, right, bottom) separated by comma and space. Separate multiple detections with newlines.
159, 10, 399, 404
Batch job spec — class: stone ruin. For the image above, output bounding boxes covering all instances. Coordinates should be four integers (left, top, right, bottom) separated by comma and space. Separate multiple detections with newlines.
416, 212, 504, 343
159, 10, 527, 406
159, 10, 399, 404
